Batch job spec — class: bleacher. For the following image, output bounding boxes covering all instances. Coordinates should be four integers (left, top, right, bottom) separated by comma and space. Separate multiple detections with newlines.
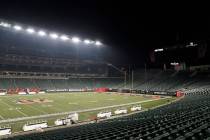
131, 70, 210, 92
0, 78, 124, 91
1, 69, 210, 92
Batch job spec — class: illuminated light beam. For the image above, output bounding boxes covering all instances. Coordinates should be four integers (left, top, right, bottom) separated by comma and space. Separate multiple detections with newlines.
60, 35, 69, 41
50, 33, 58, 39
95, 41, 102, 46
1, 20, 103, 46
84, 39, 91, 44
26, 28, 35, 34
170, 62, 179, 66
186, 42, 198, 47
154, 48, 164, 52
13, 25, 22, 31
38, 30, 46, 36
0, 22, 11, 28
72, 37, 80, 43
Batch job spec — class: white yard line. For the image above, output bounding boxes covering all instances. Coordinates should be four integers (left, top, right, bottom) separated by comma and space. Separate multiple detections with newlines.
89, 100, 98, 103
48, 101, 66, 112
25, 104, 48, 115
69, 102, 78, 105
0, 115, 4, 120
0, 97, 171, 124
0, 100, 28, 117
7, 97, 47, 117
107, 98, 115, 101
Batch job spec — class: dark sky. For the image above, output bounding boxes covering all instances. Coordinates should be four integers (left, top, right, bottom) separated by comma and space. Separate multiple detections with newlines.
0, 1, 209, 67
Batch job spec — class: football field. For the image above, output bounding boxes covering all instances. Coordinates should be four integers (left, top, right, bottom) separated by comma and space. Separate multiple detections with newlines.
0, 92, 175, 132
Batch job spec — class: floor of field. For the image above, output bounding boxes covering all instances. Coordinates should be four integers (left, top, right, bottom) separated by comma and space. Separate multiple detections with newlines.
0, 92, 155, 120
0, 92, 176, 133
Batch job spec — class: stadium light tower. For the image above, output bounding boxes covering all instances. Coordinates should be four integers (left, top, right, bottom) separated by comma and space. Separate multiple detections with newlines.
0, 19, 104, 47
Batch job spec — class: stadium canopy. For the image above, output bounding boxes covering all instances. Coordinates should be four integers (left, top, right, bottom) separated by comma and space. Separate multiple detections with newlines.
0, 19, 103, 47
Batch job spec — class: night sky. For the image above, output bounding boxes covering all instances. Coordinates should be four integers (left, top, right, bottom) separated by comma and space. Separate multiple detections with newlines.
0, 1, 209, 68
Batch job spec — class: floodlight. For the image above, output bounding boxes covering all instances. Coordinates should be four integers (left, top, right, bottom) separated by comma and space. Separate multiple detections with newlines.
170, 62, 179, 66
38, 30, 46, 36
84, 39, 91, 44
95, 41, 102, 46
26, 28, 35, 34
60, 35, 69, 41
0, 22, 11, 28
72, 37, 80, 43
154, 48, 164, 52
13, 25, 22, 31
186, 42, 197, 47
1, 20, 104, 46
50, 33, 58, 39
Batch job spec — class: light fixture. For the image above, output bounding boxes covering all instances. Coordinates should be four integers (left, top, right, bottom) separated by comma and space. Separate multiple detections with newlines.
13, 25, 22, 31
72, 37, 80, 43
0, 20, 104, 47
95, 41, 102, 46
170, 62, 179, 66
0, 22, 11, 28
186, 42, 197, 47
50, 33, 58, 39
26, 28, 35, 34
84, 39, 91, 44
154, 48, 164, 52
38, 30, 46, 36
60, 35, 69, 41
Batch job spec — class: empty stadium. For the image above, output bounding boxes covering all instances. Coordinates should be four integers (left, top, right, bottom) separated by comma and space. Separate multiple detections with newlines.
1, 3, 210, 140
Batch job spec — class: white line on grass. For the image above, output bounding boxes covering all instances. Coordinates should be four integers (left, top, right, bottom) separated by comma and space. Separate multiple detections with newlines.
25, 104, 48, 115
0, 97, 171, 124
89, 100, 98, 103
6, 96, 48, 115
0, 115, 4, 119
48, 101, 66, 112
0, 100, 28, 117
68, 102, 78, 105
107, 98, 115, 101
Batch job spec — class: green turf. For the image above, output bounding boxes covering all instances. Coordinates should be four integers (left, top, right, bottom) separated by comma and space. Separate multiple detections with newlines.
0, 92, 176, 132
0, 92, 155, 119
